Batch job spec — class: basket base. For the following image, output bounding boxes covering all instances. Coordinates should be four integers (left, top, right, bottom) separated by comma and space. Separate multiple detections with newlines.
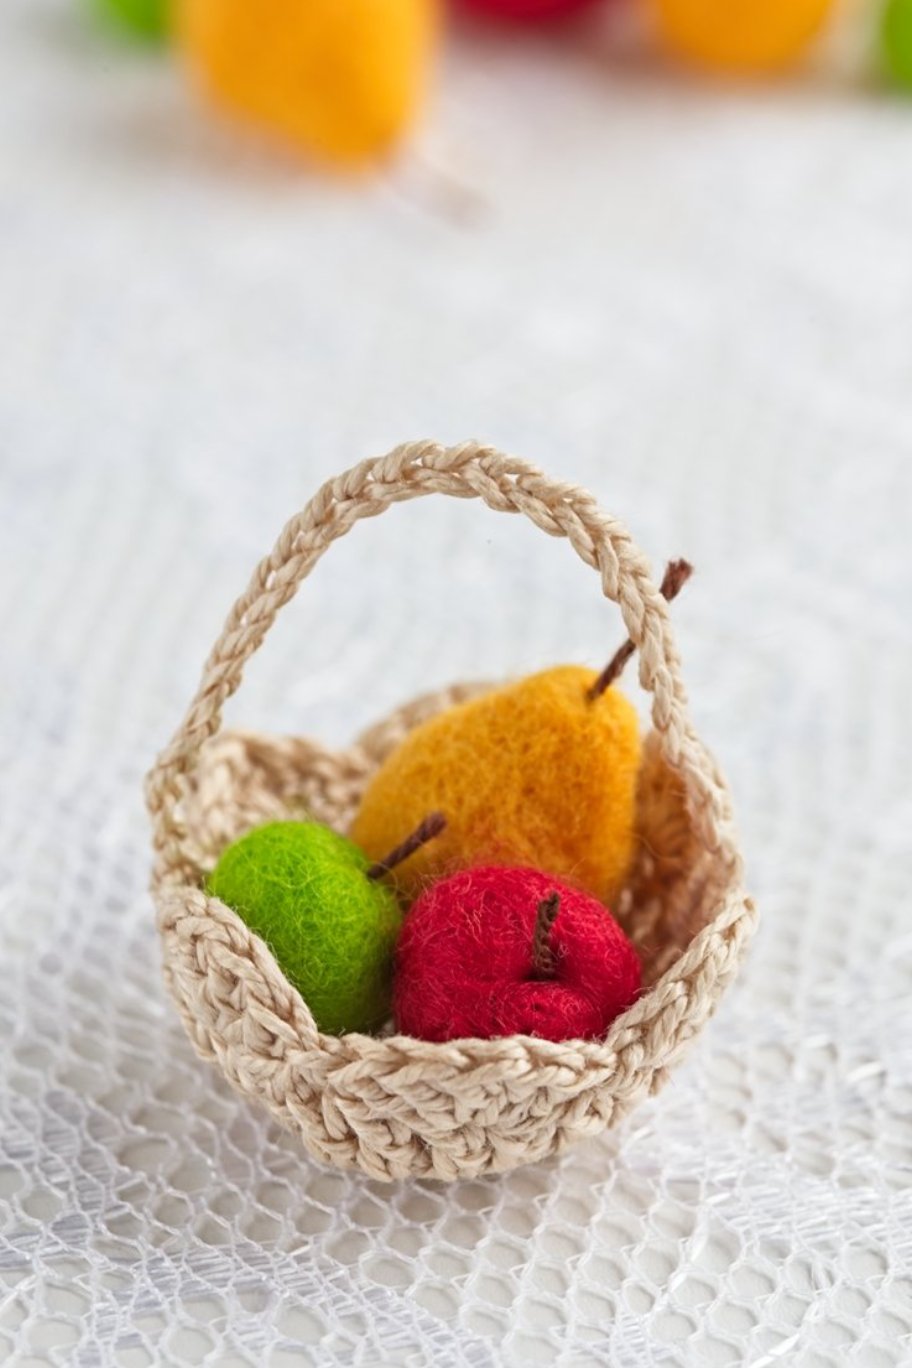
154, 682, 751, 1181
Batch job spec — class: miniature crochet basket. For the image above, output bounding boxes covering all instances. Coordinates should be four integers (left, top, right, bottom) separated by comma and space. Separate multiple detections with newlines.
145, 441, 756, 1182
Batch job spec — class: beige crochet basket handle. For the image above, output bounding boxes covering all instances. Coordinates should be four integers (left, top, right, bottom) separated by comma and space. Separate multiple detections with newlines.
146, 440, 756, 1182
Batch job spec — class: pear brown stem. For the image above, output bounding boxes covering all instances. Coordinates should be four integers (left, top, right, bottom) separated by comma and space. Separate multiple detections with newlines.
531, 893, 561, 979
587, 558, 694, 703
365, 812, 447, 881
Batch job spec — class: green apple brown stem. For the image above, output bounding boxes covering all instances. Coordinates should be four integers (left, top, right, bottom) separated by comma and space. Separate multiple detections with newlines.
366, 811, 447, 881
587, 558, 694, 703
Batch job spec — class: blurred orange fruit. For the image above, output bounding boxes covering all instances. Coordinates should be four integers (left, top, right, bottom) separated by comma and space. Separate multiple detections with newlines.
652, 0, 835, 73
177, 0, 438, 164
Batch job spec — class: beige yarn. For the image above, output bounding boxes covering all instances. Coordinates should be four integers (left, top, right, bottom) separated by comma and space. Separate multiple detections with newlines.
145, 440, 756, 1183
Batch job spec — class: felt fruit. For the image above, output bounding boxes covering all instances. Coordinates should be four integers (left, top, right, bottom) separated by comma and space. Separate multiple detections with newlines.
93, 0, 169, 40
353, 667, 640, 905
206, 813, 445, 1035
393, 866, 642, 1042
650, 0, 835, 73
882, 0, 912, 88
352, 560, 692, 907
458, 0, 600, 24
176, 0, 438, 164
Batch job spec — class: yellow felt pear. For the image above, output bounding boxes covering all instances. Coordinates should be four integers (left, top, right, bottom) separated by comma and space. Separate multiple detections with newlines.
177, 0, 437, 165
352, 562, 692, 905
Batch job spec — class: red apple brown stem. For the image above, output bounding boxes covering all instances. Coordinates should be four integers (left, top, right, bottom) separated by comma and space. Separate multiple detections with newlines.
365, 812, 447, 881
587, 558, 694, 703
531, 893, 561, 979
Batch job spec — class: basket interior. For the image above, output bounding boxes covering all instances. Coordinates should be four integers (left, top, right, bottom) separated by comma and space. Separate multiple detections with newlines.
175, 686, 726, 991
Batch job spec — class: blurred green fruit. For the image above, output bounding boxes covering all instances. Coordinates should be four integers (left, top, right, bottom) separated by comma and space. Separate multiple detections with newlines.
92, 0, 169, 42
882, 0, 912, 88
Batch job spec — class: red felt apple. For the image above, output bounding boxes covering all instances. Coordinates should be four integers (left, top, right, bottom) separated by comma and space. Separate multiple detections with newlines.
458, 0, 602, 22
393, 866, 641, 1043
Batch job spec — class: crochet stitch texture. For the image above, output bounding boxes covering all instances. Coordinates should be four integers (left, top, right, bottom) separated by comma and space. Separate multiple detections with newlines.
145, 440, 756, 1182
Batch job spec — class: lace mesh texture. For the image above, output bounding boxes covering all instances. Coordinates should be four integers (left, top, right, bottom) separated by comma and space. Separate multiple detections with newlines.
2, 0, 911, 1354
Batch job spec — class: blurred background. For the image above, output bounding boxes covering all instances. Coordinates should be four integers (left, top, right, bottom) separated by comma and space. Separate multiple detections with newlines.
2, 0, 911, 1363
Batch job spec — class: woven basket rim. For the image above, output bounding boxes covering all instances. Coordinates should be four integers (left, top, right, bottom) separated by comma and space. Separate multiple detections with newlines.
146, 441, 756, 1180
156, 701, 750, 1057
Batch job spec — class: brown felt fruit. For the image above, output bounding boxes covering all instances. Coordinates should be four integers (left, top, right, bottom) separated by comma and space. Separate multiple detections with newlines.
351, 665, 641, 904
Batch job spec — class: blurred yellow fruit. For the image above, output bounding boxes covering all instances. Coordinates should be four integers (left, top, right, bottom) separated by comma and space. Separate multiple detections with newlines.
177, 0, 438, 164
652, 0, 835, 73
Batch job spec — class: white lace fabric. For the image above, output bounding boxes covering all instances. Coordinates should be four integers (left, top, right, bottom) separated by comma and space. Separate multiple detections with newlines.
1, 0, 911, 1362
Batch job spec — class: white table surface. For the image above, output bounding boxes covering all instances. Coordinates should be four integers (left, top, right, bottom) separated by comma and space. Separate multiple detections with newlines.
2, 1, 911, 1363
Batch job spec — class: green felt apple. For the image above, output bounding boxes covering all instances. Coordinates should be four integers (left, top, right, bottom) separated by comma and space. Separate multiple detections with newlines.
206, 815, 444, 1036
92, 0, 169, 43
882, 0, 912, 89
